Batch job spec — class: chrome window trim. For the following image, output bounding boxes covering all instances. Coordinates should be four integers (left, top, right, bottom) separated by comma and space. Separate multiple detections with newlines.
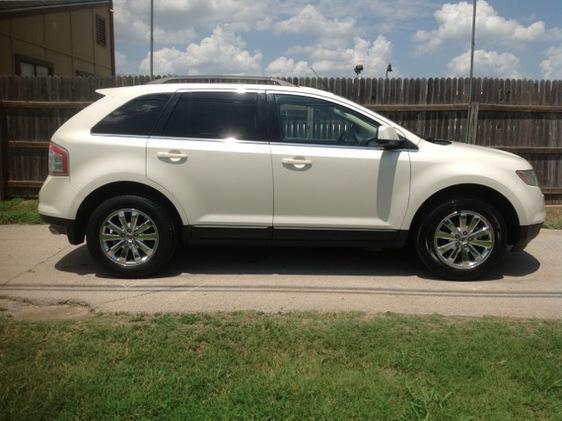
269, 141, 417, 152
147, 136, 416, 151
149, 135, 269, 145
91, 134, 416, 151
90, 133, 151, 139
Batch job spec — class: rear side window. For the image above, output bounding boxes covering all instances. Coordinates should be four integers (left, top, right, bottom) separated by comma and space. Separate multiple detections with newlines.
161, 92, 261, 140
91, 93, 171, 136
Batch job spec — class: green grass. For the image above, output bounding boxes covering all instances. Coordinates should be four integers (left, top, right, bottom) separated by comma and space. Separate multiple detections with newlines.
0, 198, 40, 224
1, 312, 561, 419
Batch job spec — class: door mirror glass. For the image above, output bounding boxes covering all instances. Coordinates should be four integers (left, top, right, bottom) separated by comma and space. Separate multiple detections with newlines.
376, 125, 405, 149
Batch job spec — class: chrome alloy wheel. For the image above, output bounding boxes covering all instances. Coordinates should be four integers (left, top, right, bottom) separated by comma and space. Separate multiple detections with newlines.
433, 210, 495, 270
99, 208, 159, 267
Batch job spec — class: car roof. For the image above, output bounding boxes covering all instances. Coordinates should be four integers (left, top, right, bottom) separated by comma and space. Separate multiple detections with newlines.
96, 83, 333, 99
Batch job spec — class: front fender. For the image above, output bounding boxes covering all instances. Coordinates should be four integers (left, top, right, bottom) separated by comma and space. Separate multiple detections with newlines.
402, 160, 525, 229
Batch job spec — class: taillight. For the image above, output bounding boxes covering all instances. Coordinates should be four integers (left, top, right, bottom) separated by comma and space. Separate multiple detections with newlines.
48, 142, 69, 176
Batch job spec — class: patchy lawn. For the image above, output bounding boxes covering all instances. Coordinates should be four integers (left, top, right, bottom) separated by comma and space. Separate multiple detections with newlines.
0, 312, 560, 419
0, 199, 40, 224
545, 206, 562, 229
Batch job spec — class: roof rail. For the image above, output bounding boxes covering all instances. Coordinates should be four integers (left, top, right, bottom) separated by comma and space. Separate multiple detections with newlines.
147, 75, 295, 86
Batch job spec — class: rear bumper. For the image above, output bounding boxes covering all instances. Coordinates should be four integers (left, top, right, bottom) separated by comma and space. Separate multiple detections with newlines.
512, 223, 542, 252
39, 214, 83, 245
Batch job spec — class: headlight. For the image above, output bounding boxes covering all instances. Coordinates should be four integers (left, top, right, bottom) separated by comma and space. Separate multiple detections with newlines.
516, 169, 539, 187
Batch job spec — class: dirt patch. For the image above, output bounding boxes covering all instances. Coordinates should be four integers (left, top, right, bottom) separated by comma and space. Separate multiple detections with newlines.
0, 298, 93, 321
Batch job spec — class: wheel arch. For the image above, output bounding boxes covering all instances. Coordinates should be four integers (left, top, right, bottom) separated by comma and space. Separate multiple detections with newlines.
408, 183, 521, 246
71, 181, 185, 245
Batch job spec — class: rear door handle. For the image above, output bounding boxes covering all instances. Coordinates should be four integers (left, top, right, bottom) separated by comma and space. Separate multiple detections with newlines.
157, 150, 188, 163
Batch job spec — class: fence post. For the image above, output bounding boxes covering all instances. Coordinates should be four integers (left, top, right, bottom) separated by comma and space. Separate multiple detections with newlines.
0, 101, 8, 200
466, 102, 479, 144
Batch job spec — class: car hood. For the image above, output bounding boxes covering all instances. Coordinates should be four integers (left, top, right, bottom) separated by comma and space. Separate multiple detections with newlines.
427, 140, 532, 169
447, 141, 519, 158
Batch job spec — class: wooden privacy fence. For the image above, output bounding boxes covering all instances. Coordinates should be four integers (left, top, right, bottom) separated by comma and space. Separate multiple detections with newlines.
0, 75, 561, 203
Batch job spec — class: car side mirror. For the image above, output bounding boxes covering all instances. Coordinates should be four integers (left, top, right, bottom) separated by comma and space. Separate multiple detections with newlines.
376, 125, 405, 149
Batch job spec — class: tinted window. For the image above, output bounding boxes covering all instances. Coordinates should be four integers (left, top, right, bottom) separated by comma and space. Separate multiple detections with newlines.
161, 92, 261, 140
92, 93, 171, 136
275, 94, 379, 147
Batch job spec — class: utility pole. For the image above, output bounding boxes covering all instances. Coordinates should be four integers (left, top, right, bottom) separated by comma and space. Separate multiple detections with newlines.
466, 0, 477, 143
150, 0, 154, 78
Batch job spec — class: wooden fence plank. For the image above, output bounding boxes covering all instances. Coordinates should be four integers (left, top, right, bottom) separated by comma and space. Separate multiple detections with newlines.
8, 141, 50, 149
1, 100, 92, 109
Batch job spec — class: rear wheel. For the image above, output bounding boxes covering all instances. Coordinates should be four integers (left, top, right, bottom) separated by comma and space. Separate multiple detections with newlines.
414, 196, 506, 280
86, 195, 178, 277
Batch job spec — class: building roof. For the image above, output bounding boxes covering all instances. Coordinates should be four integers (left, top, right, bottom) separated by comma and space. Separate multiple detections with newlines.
0, 0, 111, 16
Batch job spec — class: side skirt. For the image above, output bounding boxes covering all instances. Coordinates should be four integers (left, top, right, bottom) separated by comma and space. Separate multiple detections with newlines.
182, 226, 408, 249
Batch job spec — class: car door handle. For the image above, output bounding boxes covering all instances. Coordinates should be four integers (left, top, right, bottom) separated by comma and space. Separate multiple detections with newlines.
157, 151, 188, 163
281, 157, 312, 166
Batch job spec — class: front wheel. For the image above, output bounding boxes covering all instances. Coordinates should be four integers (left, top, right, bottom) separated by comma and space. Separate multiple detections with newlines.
86, 195, 178, 277
414, 197, 507, 281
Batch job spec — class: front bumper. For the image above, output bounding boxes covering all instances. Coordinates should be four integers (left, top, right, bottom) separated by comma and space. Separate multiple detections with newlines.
40, 214, 83, 245
512, 223, 542, 252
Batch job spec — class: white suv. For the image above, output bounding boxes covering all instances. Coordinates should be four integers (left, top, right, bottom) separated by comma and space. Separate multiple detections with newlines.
39, 77, 545, 280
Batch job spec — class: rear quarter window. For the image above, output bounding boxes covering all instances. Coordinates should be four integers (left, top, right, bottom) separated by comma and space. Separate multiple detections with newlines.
91, 93, 172, 136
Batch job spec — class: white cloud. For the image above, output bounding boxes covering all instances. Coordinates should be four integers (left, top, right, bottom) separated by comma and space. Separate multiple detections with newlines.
414, 0, 561, 53
153, 0, 268, 31
113, 1, 197, 45
114, 0, 269, 46
267, 4, 393, 77
541, 46, 562, 79
272, 0, 434, 33
274, 5, 354, 43
447, 49, 523, 78
313, 35, 393, 76
267, 35, 393, 77
139, 26, 262, 75
266, 57, 311, 76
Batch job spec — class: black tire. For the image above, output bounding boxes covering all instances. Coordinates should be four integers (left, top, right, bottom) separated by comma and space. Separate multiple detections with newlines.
414, 196, 507, 281
86, 194, 178, 277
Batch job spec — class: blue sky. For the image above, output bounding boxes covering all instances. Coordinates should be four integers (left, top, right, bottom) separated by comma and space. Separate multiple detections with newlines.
113, 0, 562, 79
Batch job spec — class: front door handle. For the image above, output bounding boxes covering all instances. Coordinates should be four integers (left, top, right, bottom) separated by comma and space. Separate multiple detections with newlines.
157, 150, 188, 163
281, 157, 312, 170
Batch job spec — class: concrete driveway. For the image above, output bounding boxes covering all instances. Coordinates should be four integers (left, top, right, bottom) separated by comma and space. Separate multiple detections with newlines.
0, 225, 560, 319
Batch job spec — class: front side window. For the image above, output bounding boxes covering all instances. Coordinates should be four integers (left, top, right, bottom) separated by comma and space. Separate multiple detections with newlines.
91, 93, 172, 136
161, 92, 261, 140
274, 94, 379, 147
